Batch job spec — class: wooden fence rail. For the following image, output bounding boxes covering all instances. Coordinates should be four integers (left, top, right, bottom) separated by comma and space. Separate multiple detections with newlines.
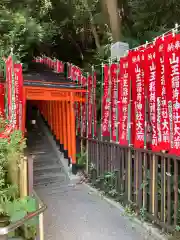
79, 136, 180, 232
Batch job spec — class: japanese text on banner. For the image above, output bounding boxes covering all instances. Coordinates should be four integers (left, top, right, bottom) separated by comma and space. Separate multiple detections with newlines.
110, 64, 119, 142
144, 46, 159, 151
6, 56, 13, 122
130, 51, 145, 148
102, 65, 111, 137
165, 34, 180, 154
119, 57, 129, 145
155, 37, 171, 150
88, 75, 93, 137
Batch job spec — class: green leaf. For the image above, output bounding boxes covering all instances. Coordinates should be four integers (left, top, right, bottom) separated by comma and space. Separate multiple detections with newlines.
10, 209, 26, 222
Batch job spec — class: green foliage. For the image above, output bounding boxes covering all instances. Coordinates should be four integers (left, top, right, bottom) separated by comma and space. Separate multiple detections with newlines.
76, 148, 87, 166
1, 196, 37, 223
0, 118, 37, 238
0, 0, 57, 62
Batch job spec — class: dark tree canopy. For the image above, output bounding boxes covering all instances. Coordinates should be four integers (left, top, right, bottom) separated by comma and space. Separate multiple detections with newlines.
0, 0, 179, 68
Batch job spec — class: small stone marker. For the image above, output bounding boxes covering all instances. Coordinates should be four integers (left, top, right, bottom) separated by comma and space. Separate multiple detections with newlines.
111, 41, 129, 60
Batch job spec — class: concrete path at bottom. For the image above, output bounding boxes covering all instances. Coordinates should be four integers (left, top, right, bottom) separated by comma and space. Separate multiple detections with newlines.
28, 117, 154, 240
36, 181, 153, 240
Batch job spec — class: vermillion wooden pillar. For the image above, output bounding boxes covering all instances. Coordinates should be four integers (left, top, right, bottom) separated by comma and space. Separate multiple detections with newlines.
44, 101, 46, 120
47, 101, 50, 123
52, 101, 56, 135
64, 101, 69, 158
70, 93, 76, 173
67, 101, 72, 163
57, 101, 60, 142
59, 101, 63, 148
42, 101, 44, 118
54, 101, 58, 140
48, 101, 51, 127
42, 101, 45, 117
62, 101, 67, 152
51, 101, 55, 134
49, 101, 53, 131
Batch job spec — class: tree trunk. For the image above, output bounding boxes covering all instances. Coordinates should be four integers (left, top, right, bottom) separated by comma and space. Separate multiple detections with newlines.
90, 23, 101, 51
104, 0, 121, 42
83, 0, 101, 52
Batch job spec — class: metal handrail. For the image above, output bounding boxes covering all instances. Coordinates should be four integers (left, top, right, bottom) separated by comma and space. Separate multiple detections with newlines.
0, 190, 47, 237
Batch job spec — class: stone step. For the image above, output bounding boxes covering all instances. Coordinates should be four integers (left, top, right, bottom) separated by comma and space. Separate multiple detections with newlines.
34, 171, 64, 179
33, 160, 60, 168
29, 146, 52, 152
33, 158, 59, 165
31, 152, 57, 160
34, 167, 63, 177
34, 163, 62, 171
34, 175, 66, 186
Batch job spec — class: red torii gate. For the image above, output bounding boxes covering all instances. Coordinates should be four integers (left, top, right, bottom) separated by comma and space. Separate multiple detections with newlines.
22, 63, 86, 170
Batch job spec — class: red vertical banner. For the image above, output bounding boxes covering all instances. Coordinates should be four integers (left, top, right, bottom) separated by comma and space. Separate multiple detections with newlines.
76, 68, 82, 83
129, 50, 145, 148
57, 60, 60, 73
57, 61, 64, 73
118, 57, 129, 145
88, 75, 93, 137
67, 63, 72, 79
14, 64, 23, 130
71, 65, 77, 81
144, 45, 159, 151
77, 72, 82, 134
0, 83, 5, 118
155, 36, 171, 151
165, 33, 180, 154
110, 63, 118, 142
93, 72, 97, 137
14, 64, 19, 129
51, 58, 54, 69
82, 76, 87, 135
6, 56, 13, 122
102, 64, 110, 137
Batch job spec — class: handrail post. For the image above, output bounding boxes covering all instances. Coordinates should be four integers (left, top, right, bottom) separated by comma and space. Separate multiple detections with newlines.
28, 155, 33, 195
39, 210, 44, 240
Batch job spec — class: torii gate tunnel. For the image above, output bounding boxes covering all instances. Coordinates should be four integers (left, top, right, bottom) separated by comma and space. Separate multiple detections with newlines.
1, 57, 87, 171
24, 63, 86, 168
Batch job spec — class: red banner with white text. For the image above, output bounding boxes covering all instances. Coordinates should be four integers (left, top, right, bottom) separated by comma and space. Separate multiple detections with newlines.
6, 56, 13, 122
129, 50, 145, 148
165, 33, 180, 154
155, 36, 171, 151
88, 75, 93, 137
0, 83, 5, 118
118, 57, 129, 145
111, 63, 118, 142
93, 72, 97, 137
102, 64, 110, 137
14, 63, 23, 130
144, 45, 159, 151
82, 76, 87, 135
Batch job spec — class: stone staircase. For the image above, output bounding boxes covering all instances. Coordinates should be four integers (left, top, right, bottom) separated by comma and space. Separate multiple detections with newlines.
27, 121, 68, 189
